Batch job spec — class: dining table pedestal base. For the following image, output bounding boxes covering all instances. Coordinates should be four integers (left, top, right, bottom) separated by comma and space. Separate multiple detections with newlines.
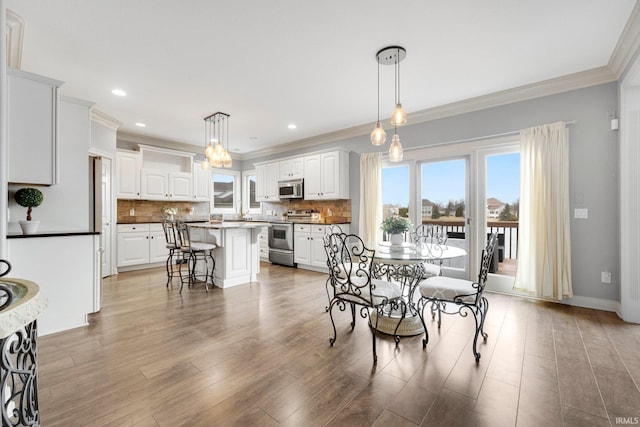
370, 310, 424, 336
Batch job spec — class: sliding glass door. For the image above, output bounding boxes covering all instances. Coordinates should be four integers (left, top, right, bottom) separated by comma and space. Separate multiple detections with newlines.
419, 157, 469, 279
479, 146, 520, 292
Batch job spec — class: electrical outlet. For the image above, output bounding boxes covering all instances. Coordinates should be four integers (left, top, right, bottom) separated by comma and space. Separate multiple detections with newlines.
601, 271, 612, 284
574, 208, 588, 219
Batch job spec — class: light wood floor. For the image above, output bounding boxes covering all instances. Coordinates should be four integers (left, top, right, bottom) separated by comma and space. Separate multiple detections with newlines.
38, 263, 640, 426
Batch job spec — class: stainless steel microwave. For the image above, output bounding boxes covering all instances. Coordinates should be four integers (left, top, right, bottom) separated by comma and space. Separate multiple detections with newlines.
278, 179, 304, 199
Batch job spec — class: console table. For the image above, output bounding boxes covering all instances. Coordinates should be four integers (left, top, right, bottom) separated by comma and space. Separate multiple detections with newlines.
0, 260, 48, 426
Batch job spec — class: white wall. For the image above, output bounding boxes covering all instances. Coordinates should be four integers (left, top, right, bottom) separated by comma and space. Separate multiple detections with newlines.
8, 97, 94, 232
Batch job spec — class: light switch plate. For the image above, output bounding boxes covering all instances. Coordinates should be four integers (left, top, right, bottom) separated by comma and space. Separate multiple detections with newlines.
574, 208, 588, 219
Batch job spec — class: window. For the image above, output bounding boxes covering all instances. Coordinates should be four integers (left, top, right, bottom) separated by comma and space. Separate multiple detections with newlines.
210, 169, 240, 214
382, 164, 410, 220
242, 170, 261, 214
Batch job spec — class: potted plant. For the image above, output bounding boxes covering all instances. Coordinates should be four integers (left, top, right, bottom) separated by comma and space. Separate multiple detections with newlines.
14, 187, 44, 234
380, 216, 412, 245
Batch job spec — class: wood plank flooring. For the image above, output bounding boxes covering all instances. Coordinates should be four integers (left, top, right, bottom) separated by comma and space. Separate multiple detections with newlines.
37, 263, 640, 426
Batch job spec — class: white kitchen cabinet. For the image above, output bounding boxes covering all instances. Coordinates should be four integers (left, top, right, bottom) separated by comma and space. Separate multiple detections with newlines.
149, 229, 169, 263
140, 169, 168, 200
294, 225, 312, 265
294, 224, 328, 269
7, 68, 63, 185
140, 170, 192, 200
117, 230, 150, 267
117, 223, 169, 269
193, 162, 211, 201
279, 157, 304, 180
256, 161, 280, 201
116, 150, 141, 199
303, 151, 349, 200
168, 172, 192, 200
295, 223, 350, 271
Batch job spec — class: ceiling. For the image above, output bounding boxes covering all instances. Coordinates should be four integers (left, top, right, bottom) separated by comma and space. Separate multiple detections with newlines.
7, 1, 638, 157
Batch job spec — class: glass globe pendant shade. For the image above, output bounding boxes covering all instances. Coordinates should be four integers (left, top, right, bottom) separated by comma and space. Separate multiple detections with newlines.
389, 133, 404, 162
214, 141, 225, 156
370, 122, 386, 146
205, 143, 215, 158
201, 159, 210, 169
391, 103, 407, 126
211, 154, 223, 168
222, 149, 232, 168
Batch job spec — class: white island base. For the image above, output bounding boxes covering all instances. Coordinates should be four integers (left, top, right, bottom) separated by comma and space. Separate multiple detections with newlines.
188, 222, 269, 288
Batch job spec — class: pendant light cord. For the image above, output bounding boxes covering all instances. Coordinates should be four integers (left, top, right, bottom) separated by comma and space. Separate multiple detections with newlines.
377, 56, 381, 121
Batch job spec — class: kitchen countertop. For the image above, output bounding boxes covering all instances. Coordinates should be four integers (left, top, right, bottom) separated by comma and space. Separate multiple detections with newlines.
7, 230, 101, 239
188, 221, 271, 229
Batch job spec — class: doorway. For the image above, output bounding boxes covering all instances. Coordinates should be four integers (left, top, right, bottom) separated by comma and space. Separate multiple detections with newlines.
101, 157, 113, 278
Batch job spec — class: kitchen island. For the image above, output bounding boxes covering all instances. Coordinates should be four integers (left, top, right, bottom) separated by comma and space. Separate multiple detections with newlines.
188, 222, 269, 288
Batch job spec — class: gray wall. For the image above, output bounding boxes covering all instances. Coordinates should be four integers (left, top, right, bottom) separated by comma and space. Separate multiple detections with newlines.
246, 82, 620, 302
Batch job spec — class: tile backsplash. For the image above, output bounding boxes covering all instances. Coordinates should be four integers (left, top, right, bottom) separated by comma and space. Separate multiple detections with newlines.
262, 199, 351, 224
117, 200, 210, 223
117, 198, 352, 224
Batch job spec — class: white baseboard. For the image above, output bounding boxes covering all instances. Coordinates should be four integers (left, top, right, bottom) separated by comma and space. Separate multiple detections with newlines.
562, 295, 621, 313
486, 288, 620, 313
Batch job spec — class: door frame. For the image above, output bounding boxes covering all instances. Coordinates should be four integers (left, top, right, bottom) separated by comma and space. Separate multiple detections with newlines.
404, 134, 518, 281
89, 148, 116, 277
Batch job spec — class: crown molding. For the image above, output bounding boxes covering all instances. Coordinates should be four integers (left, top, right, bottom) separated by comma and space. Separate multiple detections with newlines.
243, 66, 617, 160
6, 9, 24, 69
608, 2, 640, 78
60, 95, 95, 108
91, 109, 122, 130
117, 130, 248, 161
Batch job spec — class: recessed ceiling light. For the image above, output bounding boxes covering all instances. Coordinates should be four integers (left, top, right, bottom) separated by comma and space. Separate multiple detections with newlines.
288, 124, 297, 129
249, 136, 258, 140
111, 88, 127, 97
135, 122, 146, 127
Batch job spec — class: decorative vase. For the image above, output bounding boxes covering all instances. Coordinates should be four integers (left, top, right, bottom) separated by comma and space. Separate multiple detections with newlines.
19, 220, 40, 235
389, 233, 404, 246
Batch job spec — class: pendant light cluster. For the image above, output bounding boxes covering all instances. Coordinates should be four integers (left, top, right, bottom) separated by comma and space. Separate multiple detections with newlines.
370, 46, 407, 162
202, 112, 232, 169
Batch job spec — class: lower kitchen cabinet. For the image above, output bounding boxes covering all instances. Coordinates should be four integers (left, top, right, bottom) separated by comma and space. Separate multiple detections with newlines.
117, 223, 169, 269
293, 223, 349, 271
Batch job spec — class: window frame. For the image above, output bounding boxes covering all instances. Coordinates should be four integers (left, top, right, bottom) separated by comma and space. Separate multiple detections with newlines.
242, 169, 261, 214
210, 168, 241, 214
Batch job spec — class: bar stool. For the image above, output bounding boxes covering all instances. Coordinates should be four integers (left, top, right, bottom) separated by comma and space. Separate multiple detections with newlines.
174, 221, 216, 292
162, 220, 180, 286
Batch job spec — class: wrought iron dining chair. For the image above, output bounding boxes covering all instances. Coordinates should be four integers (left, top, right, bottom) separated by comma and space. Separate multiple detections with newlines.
174, 221, 216, 293
410, 224, 448, 278
417, 233, 497, 363
162, 219, 181, 286
323, 225, 344, 311
324, 233, 406, 365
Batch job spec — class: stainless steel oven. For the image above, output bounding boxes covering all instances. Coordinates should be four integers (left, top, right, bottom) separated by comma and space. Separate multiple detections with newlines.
268, 222, 295, 266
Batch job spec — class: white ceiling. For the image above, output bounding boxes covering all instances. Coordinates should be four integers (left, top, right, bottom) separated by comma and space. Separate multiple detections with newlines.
7, 0, 638, 156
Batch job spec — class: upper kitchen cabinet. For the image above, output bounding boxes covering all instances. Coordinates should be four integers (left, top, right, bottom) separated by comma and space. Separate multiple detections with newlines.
139, 145, 193, 201
116, 150, 141, 199
304, 150, 349, 200
192, 161, 211, 201
255, 161, 280, 201
279, 157, 304, 180
7, 68, 63, 185
116, 145, 194, 200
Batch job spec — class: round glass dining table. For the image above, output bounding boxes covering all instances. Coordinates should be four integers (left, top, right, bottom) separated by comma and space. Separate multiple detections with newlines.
368, 241, 467, 336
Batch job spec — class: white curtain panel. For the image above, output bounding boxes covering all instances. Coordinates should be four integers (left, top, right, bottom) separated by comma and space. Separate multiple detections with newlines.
514, 122, 573, 300
358, 152, 383, 244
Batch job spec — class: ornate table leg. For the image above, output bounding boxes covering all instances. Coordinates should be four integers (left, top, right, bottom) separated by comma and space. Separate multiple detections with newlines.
0, 320, 40, 426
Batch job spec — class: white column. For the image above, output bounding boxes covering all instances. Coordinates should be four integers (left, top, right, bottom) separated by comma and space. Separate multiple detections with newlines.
0, 0, 8, 258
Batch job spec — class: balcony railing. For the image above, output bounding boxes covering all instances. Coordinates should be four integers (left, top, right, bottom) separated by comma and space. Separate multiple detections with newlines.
422, 219, 519, 259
